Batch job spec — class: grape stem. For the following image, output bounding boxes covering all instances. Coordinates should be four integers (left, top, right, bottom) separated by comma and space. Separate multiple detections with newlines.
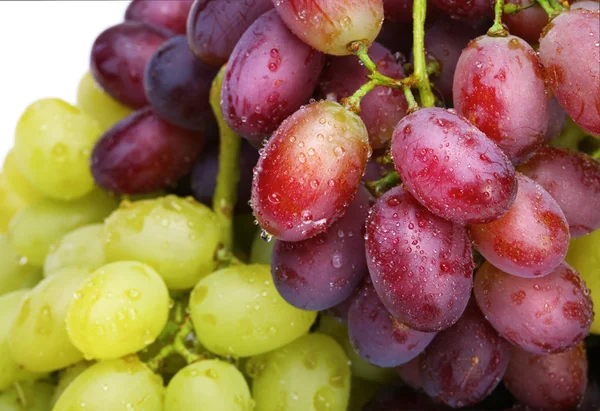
14, 382, 27, 408
488, 0, 510, 36
366, 171, 401, 198
536, 0, 559, 16
412, 0, 436, 108
215, 244, 243, 266
503, 2, 537, 14
548, 0, 565, 11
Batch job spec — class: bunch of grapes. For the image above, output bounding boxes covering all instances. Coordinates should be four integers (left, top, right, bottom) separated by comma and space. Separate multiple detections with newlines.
0, 0, 599, 409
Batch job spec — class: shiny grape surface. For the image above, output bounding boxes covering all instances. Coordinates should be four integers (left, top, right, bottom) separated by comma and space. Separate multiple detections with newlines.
365, 186, 474, 332
126, 0, 194, 34
2, 150, 43, 204
0, 173, 27, 233
504, 0, 550, 43
0, 235, 42, 296
52, 361, 92, 407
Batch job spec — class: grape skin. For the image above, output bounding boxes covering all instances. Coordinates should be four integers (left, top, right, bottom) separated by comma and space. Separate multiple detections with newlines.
430, 0, 493, 20
0, 235, 42, 296
2, 150, 43, 204
0, 380, 54, 411
545, 97, 566, 143
125, 0, 194, 34
503, 0, 552, 43
52, 361, 92, 407
0, 173, 27, 234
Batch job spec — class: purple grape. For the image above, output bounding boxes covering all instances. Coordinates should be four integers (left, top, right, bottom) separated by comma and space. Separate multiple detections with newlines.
397, 356, 424, 391
91, 107, 205, 195
221, 10, 325, 145
545, 97, 566, 143
90, 22, 172, 108
391, 107, 517, 225
503, 0, 550, 43
474, 261, 593, 354
325, 295, 354, 325
430, 0, 493, 20
375, 20, 413, 57
144, 35, 219, 132
271, 185, 372, 310
348, 280, 436, 367
365, 186, 474, 332
125, 0, 194, 34
383, 0, 413, 22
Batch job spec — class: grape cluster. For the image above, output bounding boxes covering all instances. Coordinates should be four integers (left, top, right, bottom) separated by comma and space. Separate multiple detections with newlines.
0, 0, 599, 410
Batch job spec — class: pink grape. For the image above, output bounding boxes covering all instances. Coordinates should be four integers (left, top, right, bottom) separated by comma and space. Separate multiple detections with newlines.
545, 97, 566, 143
125, 0, 194, 34
572, 0, 600, 10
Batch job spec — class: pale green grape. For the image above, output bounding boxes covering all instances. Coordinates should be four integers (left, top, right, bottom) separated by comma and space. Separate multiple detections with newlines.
14, 98, 103, 200
165, 359, 253, 411
53, 357, 164, 411
0, 235, 42, 296
0, 173, 27, 233
51, 361, 93, 407
247, 333, 351, 411
0, 290, 42, 391
43, 224, 106, 277
9, 267, 92, 372
250, 229, 274, 265
2, 150, 43, 204
190, 264, 317, 357
66, 261, 170, 360
104, 196, 222, 290
8, 189, 116, 266
0, 380, 54, 411
77, 71, 133, 131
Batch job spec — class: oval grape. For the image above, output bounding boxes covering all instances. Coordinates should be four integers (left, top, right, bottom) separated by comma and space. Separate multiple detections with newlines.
125, 0, 194, 34
2, 150, 43, 204
0, 235, 42, 296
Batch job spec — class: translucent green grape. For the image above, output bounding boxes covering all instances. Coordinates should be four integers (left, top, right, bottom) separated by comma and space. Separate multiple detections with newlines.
0, 235, 42, 296
190, 264, 317, 357
53, 357, 164, 411
104, 196, 222, 290
2, 150, 43, 204
8, 189, 116, 266
9, 266, 92, 372
14, 98, 103, 200
43, 224, 106, 277
66, 261, 170, 360
247, 333, 351, 411
0, 380, 54, 411
165, 359, 253, 411
0, 173, 27, 233
250, 229, 274, 265
77, 71, 133, 131
51, 361, 93, 407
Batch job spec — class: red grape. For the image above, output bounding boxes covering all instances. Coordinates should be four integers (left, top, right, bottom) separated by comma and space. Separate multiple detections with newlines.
383, 0, 413, 22
474, 261, 593, 354
376, 19, 414, 57
430, 0, 493, 20
468, 173, 570, 278
545, 97, 566, 143
391, 107, 517, 224
397, 356, 424, 391
125, 0, 194, 34
503, 0, 550, 43
251, 100, 370, 242
365, 186, 474, 332
90, 22, 172, 108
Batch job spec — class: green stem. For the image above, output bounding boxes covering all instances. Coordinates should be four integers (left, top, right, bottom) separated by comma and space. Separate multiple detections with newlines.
366, 171, 401, 197
548, 0, 564, 11
210, 65, 241, 250
14, 382, 27, 408
215, 245, 243, 266
488, 0, 510, 36
412, 0, 436, 108
536, 0, 558, 16
593, 148, 600, 160
172, 316, 205, 364
503, 2, 537, 14
342, 79, 378, 114
146, 344, 176, 372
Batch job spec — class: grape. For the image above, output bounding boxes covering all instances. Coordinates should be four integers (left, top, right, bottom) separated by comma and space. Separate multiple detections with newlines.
375, 19, 414, 57
362, 383, 442, 411
272, 0, 384, 56
144, 35, 219, 132
0, 235, 42, 296
91, 107, 205, 195
545, 97, 567, 143
0, 380, 54, 411
391, 107, 517, 224
247, 333, 351, 411
7, 189, 116, 266
77, 71, 133, 131
474, 261, 593, 354
52, 361, 92, 407
271, 185, 372, 311
221, 10, 325, 144
539, 9, 600, 136
572, 0, 600, 10
53, 357, 164, 411
91, 22, 172, 108
43, 224, 106, 277
365, 185, 474, 332
518, 146, 600, 237
396, 356, 423, 391
503, 344, 588, 410
9, 267, 92, 372
468, 173, 570, 278
165, 359, 253, 410
250, 229, 275, 264
0, 173, 27, 233
453, 35, 549, 164
503, 0, 550, 43
317, 42, 407, 150
104, 195, 222, 290
348, 280, 436, 367
189, 264, 317, 357
419, 301, 511, 408
383, 0, 413, 22
14, 98, 103, 200
251, 100, 370, 242
430, 0, 493, 20
125, 0, 194, 34
187, 0, 274, 66
2, 150, 42, 204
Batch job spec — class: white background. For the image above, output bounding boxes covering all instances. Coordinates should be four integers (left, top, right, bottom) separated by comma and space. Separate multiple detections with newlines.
0, 1, 129, 164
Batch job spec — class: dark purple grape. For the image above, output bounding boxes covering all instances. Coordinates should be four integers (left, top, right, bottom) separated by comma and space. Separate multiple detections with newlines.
545, 97, 566, 143
375, 20, 413, 57
503, 0, 550, 43
430, 0, 493, 20
348, 280, 436, 367
271, 185, 372, 310
187, 0, 274, 66
125, 0, 194, 34
397, 356, 424, 391
144, 35, 219, 132
91, 107, 205, 194
362, 383, 446, 411
365, 186, 474, 332
91, 22, 172, 108
581, 377, 600, 411
419, 301, 511, 409
325, 295, 354, 324
383, 0, 413, 22
221, 10, 325, 145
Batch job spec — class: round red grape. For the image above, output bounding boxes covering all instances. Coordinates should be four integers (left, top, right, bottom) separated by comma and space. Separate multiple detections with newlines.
430, 0, 493, 20
125, 0, 194, 34
503, 0, 550, 43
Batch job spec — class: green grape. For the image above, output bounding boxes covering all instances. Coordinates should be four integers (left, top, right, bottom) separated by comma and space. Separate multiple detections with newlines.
77, 71, 133, 131
2, 150, 43, 204
9, 267, 92, 372
104, 196, 222, 290
8, 189, 116, 266
0, 235, 42, 296
66, 261, 170, 360
0, 380, 54, 411
566, 228, 600, 335
189, 264, 317, 357
250, 229, 274, 265
0, 173, 27, 233
0, 290, 42, 391
247, 333, 351, 411
165, 359, 253, 411
51, 361, 93, 407
53, 356, 164, 411
43, 224, 106, 277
